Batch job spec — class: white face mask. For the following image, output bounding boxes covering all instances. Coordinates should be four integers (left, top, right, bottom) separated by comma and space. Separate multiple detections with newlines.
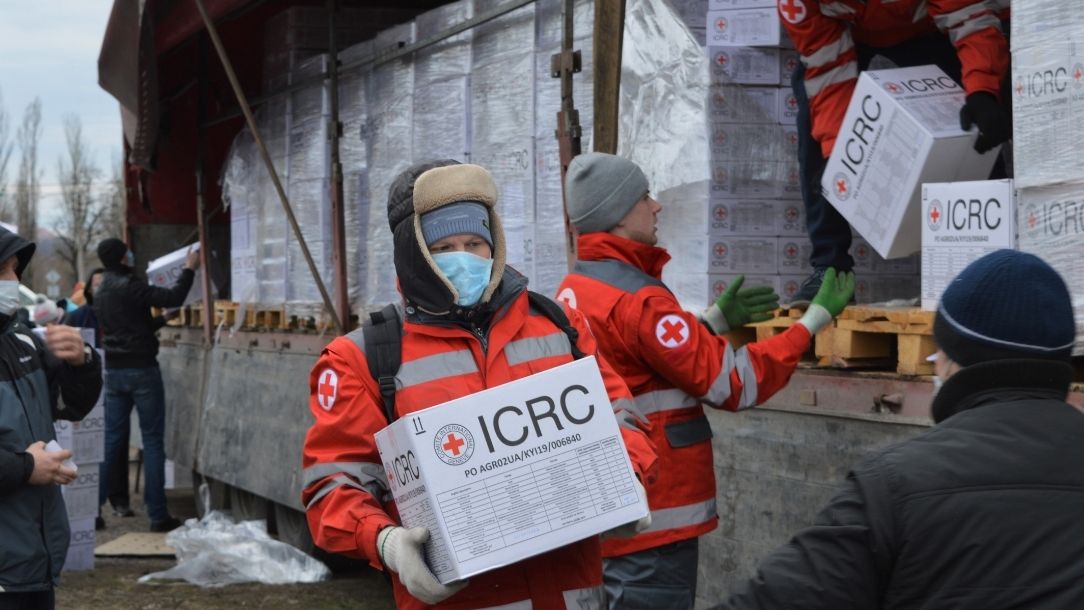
932, 375, 944, 397
0, 280, 20, 317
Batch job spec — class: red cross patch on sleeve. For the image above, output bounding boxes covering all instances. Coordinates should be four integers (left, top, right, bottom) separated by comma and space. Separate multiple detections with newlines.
656, 314, 690, 348
316, 368, 340, 411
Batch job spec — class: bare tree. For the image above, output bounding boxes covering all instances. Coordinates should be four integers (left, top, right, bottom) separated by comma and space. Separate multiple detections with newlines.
54, 115, 101, 280
14, 98, 42, 287
99, 155, 126, 241
0, 88, 14, 222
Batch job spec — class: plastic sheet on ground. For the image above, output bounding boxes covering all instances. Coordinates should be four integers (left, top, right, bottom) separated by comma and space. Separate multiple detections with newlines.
138, 508, 329, 587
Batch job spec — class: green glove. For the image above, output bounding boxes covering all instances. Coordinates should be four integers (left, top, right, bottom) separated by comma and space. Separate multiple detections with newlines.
715, 275, 780, 328
810, 268, 855, 318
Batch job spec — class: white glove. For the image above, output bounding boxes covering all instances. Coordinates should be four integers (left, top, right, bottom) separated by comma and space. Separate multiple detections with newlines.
602, 479, 652, 539
378, 526, 467, 604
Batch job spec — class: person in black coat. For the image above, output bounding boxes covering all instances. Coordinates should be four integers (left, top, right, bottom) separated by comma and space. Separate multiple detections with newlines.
712, 249, 1084, 610
0, 227, 103, 609
92, 238, 199, 533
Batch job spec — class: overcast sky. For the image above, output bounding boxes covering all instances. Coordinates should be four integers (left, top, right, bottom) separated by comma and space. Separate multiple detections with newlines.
0, 1, 121, 227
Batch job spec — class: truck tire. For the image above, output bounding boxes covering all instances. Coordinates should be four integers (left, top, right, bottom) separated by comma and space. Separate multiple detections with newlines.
228, 485, 269, 522
273, 503, 316, 554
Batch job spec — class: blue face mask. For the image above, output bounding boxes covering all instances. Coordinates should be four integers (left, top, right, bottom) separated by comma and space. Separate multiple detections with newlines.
433, 251, 494, 307
124, 250, 135, 267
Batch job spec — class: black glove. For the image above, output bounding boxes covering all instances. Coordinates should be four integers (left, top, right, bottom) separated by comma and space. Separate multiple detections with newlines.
959, 92, 1010, 154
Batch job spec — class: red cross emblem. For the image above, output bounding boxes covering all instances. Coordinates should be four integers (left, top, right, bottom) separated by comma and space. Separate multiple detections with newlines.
715, 52, 729, 67
316, 369, 339, 411
836, 178, 848, 195
656, 315, 690, 348
1015, 81, 1024, 95
785, 281, 799, 297
856, 245, 868, 258
786, 244, 798, 258
714, 244, 728, 257
713, 206, 728, 221
1076, 68, 1083, 81
785, 206, 799, 221
779, 0, 806, 23
1028, 211, 1037, 228
713, 92, 727, 108
442, 432, 466, 457
714, 129, 728, 145
715, 17, 728, 32
713, 281, 727, 297
785, 56, 798, 72
786, 95, 798, 110
929, 206, 941, 224
787, 132, 798, 146
884, 82, 901, 94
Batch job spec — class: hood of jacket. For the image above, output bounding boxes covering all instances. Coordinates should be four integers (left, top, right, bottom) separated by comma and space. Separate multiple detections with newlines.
931, 358, 1073, 423
576, 232, 670, 279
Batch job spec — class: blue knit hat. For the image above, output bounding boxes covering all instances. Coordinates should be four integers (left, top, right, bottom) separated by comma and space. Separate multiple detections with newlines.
934, 250, 1076, 365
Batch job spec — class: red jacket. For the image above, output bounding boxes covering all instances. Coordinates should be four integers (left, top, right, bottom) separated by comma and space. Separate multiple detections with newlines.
779, 0, 1008, 157
302, 281, 657, 610
557, 233, 811, 556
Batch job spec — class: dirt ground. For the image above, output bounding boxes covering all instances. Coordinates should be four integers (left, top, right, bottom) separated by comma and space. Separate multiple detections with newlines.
55, 465, 395, 610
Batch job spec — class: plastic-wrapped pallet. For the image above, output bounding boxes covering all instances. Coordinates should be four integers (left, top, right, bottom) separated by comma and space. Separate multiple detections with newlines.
533, 0, 594, 296
361, 23, 417, 309
339, 41, 371, 315
1016, 184, 1084, 355
413, 2, 472, 163
1009, 0, 1082, 53
618, 0, 712, 309
471, 0, 537, 277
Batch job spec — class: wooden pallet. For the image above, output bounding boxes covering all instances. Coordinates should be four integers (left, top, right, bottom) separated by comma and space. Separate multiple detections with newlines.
737, 306, 936, 376
820, 306, 935, 375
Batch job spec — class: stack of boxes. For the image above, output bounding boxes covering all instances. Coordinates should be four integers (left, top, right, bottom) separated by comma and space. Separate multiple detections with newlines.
53, 328, 104, 571
1009, 1, 1084, 354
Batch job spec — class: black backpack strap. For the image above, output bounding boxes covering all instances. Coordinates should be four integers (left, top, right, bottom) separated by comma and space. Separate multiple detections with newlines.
363, 303, 403, 424
527, 291, 586, 360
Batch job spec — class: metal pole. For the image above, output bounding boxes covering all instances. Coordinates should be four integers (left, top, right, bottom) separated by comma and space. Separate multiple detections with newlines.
193, 0, 343, 333
327, 0, 350, 332
196, 35, 214, 345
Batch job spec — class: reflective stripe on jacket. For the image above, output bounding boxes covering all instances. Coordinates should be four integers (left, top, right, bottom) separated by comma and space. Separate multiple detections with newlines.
558, 233, 810, 557
781, 0, 1008, 157
302, 276, 656, 610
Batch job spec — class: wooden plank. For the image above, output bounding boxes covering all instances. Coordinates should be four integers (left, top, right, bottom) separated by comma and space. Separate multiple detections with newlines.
831, 328, 894, 359
898, 334, 937, 376
836, 318, 933, 335
593, 0, 626, 154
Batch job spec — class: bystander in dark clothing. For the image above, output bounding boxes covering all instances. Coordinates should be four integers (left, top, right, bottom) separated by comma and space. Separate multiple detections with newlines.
713, 250, 1084, 609
92, 238, 199, 532
0, 227, 103, 609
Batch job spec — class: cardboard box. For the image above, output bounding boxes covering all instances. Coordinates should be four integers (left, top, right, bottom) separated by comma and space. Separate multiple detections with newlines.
706, 8, 786, 47
709, 0, 776, 8
1015, 183, 1084, 355
665, 271, 782, 307
852, 237, 920, 274
709, 85, 778, 123
61, 463, 100, 520
64, 517, 96, 571
710, 124, 785, 162
779, 274, 810, 303
854, 274, 921, 304
709, 46, 781, 85
1010, 43, 1084, 189
671, 236, 779, 274
711, 161, 787, 199
147, 244, 215, 307
374, 358, 648, 584
821, 65, 999, 259
777, 237, 813, 274
921, 180, 1016, 310
780, 50, 800, 84
778, 87, 799, 124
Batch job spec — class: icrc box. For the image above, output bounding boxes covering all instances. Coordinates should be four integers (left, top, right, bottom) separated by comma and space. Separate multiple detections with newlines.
146, 243, 215, 307
921, 180, 1016, 310
375, 357, 648, 584
821, 65, 999, 259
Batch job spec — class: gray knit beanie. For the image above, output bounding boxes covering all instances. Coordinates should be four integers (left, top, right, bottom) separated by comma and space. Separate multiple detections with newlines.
420, 201, 493, 247
565, 152, 650, 233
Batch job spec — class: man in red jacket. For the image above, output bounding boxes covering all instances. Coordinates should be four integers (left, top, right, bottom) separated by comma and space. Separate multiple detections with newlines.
781, 0, 1010, 306
557, 153, 854, 608
302, 161, 657, 609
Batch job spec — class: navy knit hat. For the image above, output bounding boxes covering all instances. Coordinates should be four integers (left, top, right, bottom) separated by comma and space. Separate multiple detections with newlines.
97, 237, 128, 267
934, 250, 1076, 366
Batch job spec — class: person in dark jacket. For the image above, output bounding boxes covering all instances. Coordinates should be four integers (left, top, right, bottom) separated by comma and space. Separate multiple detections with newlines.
712, 249, 1084, 609
92, 238, 199, 532
66, 268, 137, 527
0, 227, 103, 609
